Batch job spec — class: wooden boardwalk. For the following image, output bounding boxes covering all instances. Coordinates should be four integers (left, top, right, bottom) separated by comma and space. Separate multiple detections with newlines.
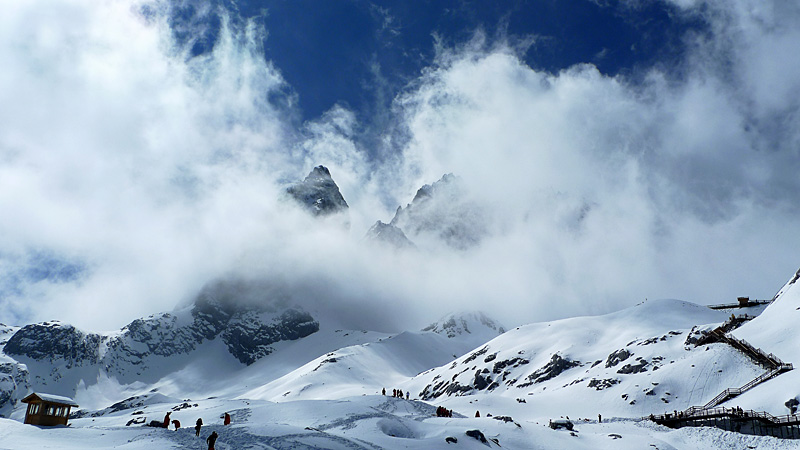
651, 407, 800, 439
649, 325, 795, 438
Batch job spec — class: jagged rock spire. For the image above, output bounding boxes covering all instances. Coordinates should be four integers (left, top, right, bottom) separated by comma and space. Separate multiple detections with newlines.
286, 165, 349, 216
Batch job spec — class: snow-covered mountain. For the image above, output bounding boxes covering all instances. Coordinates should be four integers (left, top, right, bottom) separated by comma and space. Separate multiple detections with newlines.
0, 278, 323, 411
0, 277, 509, 417
2, 163, 799, 448
3, 281, 797, 449
407, 300, 760, 418
239, 311, 507, 403
422, 311, 506, 349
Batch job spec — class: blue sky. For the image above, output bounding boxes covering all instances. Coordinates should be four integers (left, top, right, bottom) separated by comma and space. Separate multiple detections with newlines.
1, 0, 799, 331
169, 0, 706, 138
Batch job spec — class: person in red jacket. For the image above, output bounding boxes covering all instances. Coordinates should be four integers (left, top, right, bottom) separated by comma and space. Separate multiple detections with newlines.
172, 419, 181, 430
224, 412, 231, 425
163, 411, 171, 428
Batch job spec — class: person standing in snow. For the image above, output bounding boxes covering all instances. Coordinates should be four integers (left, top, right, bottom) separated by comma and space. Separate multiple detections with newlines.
405, 391, 410, 400
382, 387, 386, 395
206, 430, 218, 450
195, 418, 203, 436
163, 411, 171, 428
172, 419, 181, 430
224, 412, 231, 425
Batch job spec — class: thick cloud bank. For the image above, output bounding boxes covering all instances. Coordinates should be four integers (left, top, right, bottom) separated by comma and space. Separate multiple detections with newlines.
0, 0, 798, 331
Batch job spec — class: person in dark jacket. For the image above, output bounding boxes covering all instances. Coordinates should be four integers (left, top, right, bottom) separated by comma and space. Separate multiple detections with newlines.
195, 418, 203, 436
224, 412, 231, 425
207, 431, 218, 450
163, 411, 171, 428
172, 419, 181, 430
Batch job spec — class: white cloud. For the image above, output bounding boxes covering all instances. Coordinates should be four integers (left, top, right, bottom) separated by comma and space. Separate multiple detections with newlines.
0, 0, 798, 332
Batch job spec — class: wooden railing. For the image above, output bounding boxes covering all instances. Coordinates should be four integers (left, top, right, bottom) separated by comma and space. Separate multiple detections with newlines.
652, 329, 793, 430
702, 364, 792, 408
651, 406, 800, 427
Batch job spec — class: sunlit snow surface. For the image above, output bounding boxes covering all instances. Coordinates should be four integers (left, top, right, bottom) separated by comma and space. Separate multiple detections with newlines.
3, 395, 799, 450
4, 297, 800, 449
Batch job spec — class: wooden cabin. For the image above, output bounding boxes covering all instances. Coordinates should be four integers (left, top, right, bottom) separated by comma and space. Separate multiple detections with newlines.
21, 393, 79, 426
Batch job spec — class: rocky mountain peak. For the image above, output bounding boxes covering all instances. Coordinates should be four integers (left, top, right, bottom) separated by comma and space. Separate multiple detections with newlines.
286, 165, 349, 216
390, 173, 487, 250
409, 173, 456, 203
364, 221, 416, 249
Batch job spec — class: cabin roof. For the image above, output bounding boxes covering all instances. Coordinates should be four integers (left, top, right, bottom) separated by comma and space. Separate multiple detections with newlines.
21, 392, 79, 407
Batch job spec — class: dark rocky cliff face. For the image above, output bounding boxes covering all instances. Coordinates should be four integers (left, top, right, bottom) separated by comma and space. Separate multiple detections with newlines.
4, 279, 320, 370
4, 321, 103, 367
222, 308, 319, 365
0, 278, 321, 414
286, 165, 349, 216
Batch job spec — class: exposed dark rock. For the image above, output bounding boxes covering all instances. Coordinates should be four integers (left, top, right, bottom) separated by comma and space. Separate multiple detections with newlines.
465, 429, 488, 444
473, 371, 491, 390
0, 362, 29, 416
4, 321, 103, 366
221, 309, 319, 365
684, 326, 707, 346
617, 359, 648, 374
462, 347, 489, 364
492, 357, 529, 374
588, 378, 620, 390
605, 349, 632, 368
518, 354, 580, 387
286, 165, 349, 216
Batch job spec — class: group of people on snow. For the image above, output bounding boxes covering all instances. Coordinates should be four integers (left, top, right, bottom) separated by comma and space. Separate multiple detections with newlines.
147, 410, 231, 450
382, 387, 410, 399
436, 406, 453, 417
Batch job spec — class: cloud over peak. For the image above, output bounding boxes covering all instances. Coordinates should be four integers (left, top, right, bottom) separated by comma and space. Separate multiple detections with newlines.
1, 0, 799, 332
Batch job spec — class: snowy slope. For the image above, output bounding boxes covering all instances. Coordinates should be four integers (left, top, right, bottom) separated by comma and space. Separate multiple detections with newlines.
241, 330, 484, 402
2, 393, 797, 449
724, 267, 800, 415
2, 296, 798, 449
237, 312, 506, 401
403, 299, 761, 420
